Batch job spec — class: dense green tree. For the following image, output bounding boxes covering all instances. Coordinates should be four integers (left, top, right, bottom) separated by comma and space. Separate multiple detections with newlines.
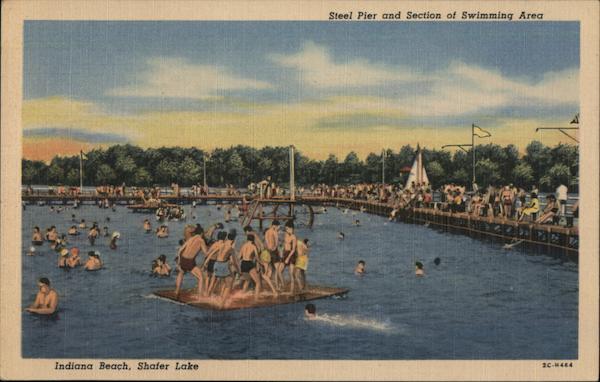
475, 158, 502, 187
512, 162, 535, 188
96, 164, 116, 184
427, 161, 446, 187
540, 164, 571, 190
156, 160, 178, 184
21, 142, 579, 191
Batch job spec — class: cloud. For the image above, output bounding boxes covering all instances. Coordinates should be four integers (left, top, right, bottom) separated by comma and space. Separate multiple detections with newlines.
411, 63, 579, 117
270, 41, 418, 88
108, 57, 272, 99
24, 127, 129, 143
270, 42, 578, 117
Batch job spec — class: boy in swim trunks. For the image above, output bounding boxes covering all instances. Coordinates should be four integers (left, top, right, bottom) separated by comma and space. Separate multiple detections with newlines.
294, 238, 310, 291
174, 224, 208, 300
239, 235, 261, 300
202, 231, 227, 296
265, 220, 283, 290
214, 231, 241, 307
283, 222, 298, 294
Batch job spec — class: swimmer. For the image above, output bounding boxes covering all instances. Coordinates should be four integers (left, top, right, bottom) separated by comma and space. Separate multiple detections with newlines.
84, 251, 103, 271
105, 216, 111, 222
67, 225, 79, 236
214, 231, 241, 307
415, 261, 424, 276
156, 225, 169, 238
110, 232, 120, 250
27, 246, 36, 256
174, 224, 208, 299
79, 219, 87, 229
67, 247, 81, 268
354, 260, 366, 275
283, 222, 298, 294
354, 219, 361, 227
294, 239, 310, 291
202, 231, 227, 295
102, 226, 110, 237
265, 220, 283, 290
57, 248, 69, 268
338, 232, 345, 240
32, 226, 44, 245
434, 257, 441, 266
243, 226, 264, 251
203, 222, 224, 246
46, 226, 58, 247
88, 224, 99, 246
71, 214, 77, 222
247, 227, 276, 295
143, 219, 152, 233
239, 234, 261, 300
26, 277, 58, 315
304, 303, 317, 319
152, 254, 171, 276
224, 207, 231, 223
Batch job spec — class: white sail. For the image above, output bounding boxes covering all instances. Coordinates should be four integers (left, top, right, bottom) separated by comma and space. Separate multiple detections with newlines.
404, 145, 429, 189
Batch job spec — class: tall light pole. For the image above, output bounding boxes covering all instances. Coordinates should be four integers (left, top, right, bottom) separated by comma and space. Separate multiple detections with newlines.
471, 123, 475, 188
441, 123, 491, 191
203, 153, 208, 189
79, 150, 85, 191
382, 149, 386, 185
289, 145, 296, 201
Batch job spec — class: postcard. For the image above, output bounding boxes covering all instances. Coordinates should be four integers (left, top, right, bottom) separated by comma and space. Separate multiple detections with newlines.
1, 0, 598, 380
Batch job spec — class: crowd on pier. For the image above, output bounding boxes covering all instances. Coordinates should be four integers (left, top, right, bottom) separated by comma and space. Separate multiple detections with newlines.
301, 181, 577, 226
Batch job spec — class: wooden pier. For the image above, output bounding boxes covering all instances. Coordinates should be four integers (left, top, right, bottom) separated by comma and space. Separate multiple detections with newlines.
22, 192, 578, 257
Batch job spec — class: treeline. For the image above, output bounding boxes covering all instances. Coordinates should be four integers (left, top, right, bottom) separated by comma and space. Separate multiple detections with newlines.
22, 142, 578, 192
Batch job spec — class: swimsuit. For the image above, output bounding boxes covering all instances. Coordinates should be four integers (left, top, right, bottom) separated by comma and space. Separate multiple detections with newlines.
269, 248, 282, 264
241, 260, 255, 273
259, 249, 271, 264
32, 240, 44, 246
206, 259, 216, 274
179, 256, 196, 272
282, 250, 295, 266
213, 260, 230, 278
295, 254, 308, 271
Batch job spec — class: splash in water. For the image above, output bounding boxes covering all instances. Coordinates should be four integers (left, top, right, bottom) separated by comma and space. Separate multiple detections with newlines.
307, 313, 400, 334
142, 293, 187, 306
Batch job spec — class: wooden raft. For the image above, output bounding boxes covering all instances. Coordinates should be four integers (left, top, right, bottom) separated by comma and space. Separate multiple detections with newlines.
153, 285, 349, 311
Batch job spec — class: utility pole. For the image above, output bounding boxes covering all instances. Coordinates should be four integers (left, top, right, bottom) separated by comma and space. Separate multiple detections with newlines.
289, 145, 296, 201
441, 123, 491, 192
382, 149, 386, 185
203, 154, 207, 189
79, 151, 84, 191
471, 123, 476, 190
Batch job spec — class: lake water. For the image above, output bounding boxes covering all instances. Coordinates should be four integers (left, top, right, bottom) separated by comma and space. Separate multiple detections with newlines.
21, 204, 578, 359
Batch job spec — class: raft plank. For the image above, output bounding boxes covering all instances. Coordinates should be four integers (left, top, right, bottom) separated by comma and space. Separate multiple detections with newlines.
153, 285, 349, 311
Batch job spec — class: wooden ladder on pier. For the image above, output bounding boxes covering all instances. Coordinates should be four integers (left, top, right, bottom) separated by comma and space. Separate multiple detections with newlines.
240, 199, 260, 228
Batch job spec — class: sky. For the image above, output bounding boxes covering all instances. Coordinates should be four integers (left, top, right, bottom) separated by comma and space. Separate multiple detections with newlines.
23, 21, 579, 161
